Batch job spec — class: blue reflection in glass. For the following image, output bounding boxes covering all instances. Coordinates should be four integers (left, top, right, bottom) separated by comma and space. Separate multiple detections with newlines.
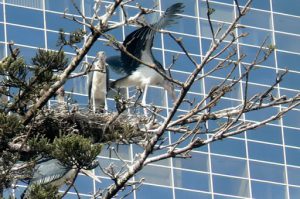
212, 155, 248, 177
239, 0, 270, 10
250, 161, 286, 183
239, 9, 271, 29
274, 14, 300, 35
175, 189, 211, 199
239, 44, 275, 67
45, 0, 82, 14
238, 27, 273, 47
161, 0, 197, 17
284, 127, 300, 147
289, 186, 300, 199
136, 185, 172, 199
7, 25, 44, 47
280, 71, 300, 91
0, 24, 4, 42
136, 165, 171, 186
73, 174, 94, 194
213, 175, 249, 197
6, 5, 43, 28
283, 110, 300, 128
273, 0, 300, 16
16, 45, 38, 63
276, 33, 300, 53
0, 4, 3, 22
247, 124, 282, 144
211, 138, 246, 158
203, 58, 240, 79
277, 51, 300, 72
202, 39, 237, 60
199, 1, 234, 23
164, 33, 200, 55
252, 180, 287, 199
286, 147, 300, 166
166, 16, 198, 36
245, 83, 278, 100
243, 65, 277, 85
171, 132, 209, 152
174, 169, 210, 191
46, 12, 83, 32
288, 166, 300, 186
164, 51, 200, 73
248, 141, 284, 163
173, 152, 209, 172
245, 105, 279, 125
84, 0, 121, 22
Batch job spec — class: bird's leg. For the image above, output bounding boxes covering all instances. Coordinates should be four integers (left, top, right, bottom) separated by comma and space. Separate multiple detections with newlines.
142, 85, 148, 116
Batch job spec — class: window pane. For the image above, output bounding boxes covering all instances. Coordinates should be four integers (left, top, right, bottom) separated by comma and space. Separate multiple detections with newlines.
239, 9, 271, 29
238, 27, 273, 47
274, 14, 300, 35
238, 0, 270, 10
136, 165, 172, 186
289, 186, 300, 199
0, 4, 3, 22
280, 71, 300, 91
46, 12, 83, 32
212, 155, 248, 177
199, 1, 234, 23
210, 138, 246, 158
163, 33, 200, 54
277, 51, 300, 72
174, 169, 210, 191
276, 33, 300, 53
248, 142, 284, 163
250, 161, 286, 183
273, 0, 300, 16
6, 5, 43, 28
247, 125, 282, 144
175, 189, 211, 199
286, 147, 300, 167
283, 109, 300, 128
243, 65, 277, 85
213, 175, 250, 197
284, 127, 300, 147
7, 25, 44, 47
0, 24, 4, 42
173, 152, 209, 172
45, 0, 82, 14
288, 166, 300, 186
136, 185, 172, 199
162, 0, 197, 17
245, 106, 279, 125
252, 181, 288, 199
6, 0, 42, 9
239, 44, 275, 67
166, 16, 198, 36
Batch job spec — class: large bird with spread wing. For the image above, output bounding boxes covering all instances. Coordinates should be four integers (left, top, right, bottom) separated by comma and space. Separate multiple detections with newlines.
107, 3, 184, 104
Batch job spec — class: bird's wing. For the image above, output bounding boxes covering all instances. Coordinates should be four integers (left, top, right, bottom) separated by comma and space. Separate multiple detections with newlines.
106, 55, 128, 75
30, 159, 71, 185
151, 3, 184, 30
121, 3, 184, 74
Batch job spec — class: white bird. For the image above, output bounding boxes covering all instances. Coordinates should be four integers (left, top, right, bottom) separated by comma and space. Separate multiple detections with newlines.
88, 51, 108, 112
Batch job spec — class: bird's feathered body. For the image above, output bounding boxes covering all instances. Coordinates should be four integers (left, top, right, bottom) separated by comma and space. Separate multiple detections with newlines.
88, 51, 108, 111
29, 159, 76, 186
107, 3, 184, 100
21, 158, 76, 199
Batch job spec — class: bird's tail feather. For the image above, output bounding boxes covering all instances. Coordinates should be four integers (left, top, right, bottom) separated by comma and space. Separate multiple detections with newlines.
152, 3, 185, 30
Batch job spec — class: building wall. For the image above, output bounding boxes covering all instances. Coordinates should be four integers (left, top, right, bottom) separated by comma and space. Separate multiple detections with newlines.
1, 0, 300, 198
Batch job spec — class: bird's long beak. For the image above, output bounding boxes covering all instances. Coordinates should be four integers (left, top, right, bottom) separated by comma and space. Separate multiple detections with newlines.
80, 169, 101, 183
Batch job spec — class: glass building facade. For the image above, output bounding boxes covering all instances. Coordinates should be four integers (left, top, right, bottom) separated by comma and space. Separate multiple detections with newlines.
1, 0, 300, 198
